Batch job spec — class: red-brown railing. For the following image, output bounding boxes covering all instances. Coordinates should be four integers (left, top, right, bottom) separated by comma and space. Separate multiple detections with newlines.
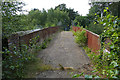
72, 26, 101, 52
8, 26, 59, 50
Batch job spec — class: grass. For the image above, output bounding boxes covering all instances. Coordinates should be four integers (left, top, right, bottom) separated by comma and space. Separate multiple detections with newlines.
24, 58, 53, 78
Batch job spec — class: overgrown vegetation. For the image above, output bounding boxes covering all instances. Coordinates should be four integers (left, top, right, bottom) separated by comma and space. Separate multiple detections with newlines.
73, 28, 87, 47
72, 7, 120, 78
98, 7, 120, 78
73, 16, 89, 28
87, 22, 104, 35
2, 0, 120, 79
2, 35, 53, 78
73, 2, 120, 35
2, 1, 78, 78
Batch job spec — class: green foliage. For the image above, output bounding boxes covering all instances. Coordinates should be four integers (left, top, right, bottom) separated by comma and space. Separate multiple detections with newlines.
97, 8, 120, 78
109, 2, 120, 17
72, 71, 100, 78
2, 1, 25, 38
2, 36, 38, 78
2, 2, 72, 40
45, 8, 70, 28
87, 4, 101, 21
41, 41, 47, 49
87, 22, 104, 35
98, 7, 120, 78
23, 7, 71, 29
73, 28, 87, 46
72, 7, 120, 78
2, 35, 52, 78
55, 4, 78, 28
27, 9, 47, 29
74, 15, 89, 27
2, 2, 78, 41
2, 44, 34, 78
41, 38, 52, 49
72, 72, 84, 78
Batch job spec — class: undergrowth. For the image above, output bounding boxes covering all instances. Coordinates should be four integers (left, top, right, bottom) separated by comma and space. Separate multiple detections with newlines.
2, 34, 53, 78
72, 7, 120, 79
72, 27, 87, 47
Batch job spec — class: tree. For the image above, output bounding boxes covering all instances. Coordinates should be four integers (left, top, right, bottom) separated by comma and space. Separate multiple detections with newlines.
55, 3, 67, 11
40, 8, 47, 27
2, 1, 25, 38
46, 8, 70, 28
109, 2, 120, 17
55, 4, 78, 29
74, 15, 89, 27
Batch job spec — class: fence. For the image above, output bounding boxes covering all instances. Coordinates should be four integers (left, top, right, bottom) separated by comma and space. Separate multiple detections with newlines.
8, 26, 59, 50
72, 26, 101, 52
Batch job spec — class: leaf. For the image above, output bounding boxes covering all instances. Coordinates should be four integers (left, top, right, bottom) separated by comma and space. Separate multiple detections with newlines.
72, 74, 79, 78
106, 7, 109, 10
114, 70, 119, 75
91, 70, 97, 73
70, 72, 73, 75
104, 9, 107, 12
112, 76, 118, 78
102, 70, 106, 75
72, 72, 84, 78
10, 66, 15, 70
94, 76, 100, 78
85, 75, 92, 78
94, 22, 96, 24
107, 14, 110, 19
110, 44, 114, 49
95, 13, 97, 15
110, 61, 118, 68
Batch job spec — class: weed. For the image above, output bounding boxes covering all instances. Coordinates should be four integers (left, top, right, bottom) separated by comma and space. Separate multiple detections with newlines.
73, 28, 87, 47
41, 38, 52, 49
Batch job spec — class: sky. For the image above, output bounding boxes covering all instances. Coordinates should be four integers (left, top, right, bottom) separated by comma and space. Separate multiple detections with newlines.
21, 0, 91, 16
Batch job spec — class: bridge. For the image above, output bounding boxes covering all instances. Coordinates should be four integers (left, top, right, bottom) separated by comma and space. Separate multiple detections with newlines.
7, 26, 102, 78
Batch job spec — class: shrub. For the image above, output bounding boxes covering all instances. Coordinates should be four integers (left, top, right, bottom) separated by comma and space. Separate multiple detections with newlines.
2, 36, 43, 78
87, 22, 104, 35
74, 29, 87, 46
2, 44, 34, 78
72, 7, 120, 78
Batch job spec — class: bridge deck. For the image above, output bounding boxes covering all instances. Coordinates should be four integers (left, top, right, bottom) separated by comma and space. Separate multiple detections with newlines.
37, 31, 90, 78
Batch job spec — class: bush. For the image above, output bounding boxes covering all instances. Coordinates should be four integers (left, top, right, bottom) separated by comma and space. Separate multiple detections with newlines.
87, 22, 104, 35
2, 36, 41, 78
72, 7, 120, 78
74, 29, 87, 46
2, 44, 34, 78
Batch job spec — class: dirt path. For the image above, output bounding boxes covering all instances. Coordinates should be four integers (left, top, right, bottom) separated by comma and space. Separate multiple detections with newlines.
36, 31, 90, 78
